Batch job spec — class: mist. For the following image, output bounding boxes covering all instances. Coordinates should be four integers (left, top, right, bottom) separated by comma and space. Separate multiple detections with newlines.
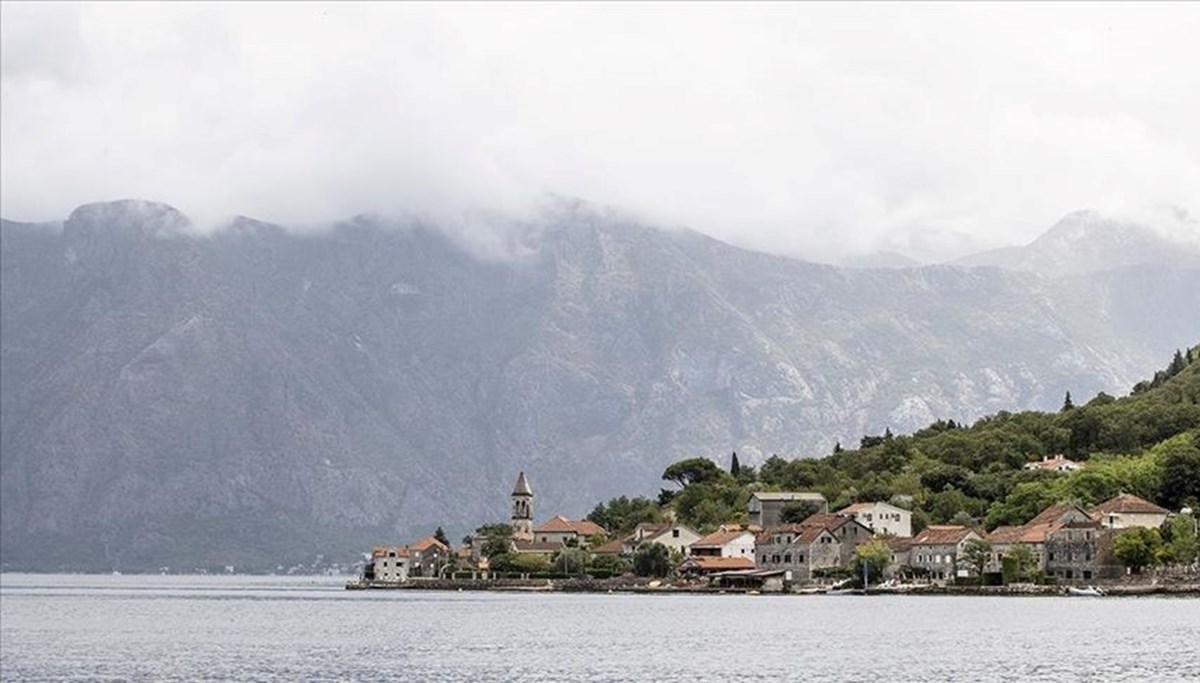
2, 3, 1199, 262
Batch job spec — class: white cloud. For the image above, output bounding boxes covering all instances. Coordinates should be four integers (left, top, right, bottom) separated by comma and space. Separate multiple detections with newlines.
2, 2, 1198, 261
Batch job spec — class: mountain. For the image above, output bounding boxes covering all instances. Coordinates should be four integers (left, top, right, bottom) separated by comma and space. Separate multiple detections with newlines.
838, 250, 922, 269
2, 199, 1198, 571
954, 209, 1200, 274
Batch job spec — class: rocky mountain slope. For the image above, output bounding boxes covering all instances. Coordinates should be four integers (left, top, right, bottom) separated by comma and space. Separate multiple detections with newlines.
2, 199, 1197, 570
954, 209, 1200, 274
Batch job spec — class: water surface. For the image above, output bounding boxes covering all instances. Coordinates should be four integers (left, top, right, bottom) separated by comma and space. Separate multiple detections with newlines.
2, 574, 1197, 681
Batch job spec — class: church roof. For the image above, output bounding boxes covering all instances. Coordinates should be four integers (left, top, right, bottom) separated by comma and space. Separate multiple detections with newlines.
512, 471, 533, 496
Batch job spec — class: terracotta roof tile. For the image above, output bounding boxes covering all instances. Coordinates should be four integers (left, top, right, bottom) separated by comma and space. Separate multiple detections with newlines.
681, 556, 756, 571
913, 525, 975, 546
1090, 493, 1169, 516
533, 515, 609, 536
410, 537, 449, 552
692, 530, 752, 547
591, 539, 626, 555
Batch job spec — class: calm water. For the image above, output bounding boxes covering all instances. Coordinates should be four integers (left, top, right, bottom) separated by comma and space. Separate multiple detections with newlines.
2, 574, 1198, 682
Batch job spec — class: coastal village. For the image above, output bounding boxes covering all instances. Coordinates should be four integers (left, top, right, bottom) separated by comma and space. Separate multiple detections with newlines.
355, 467, 1198, 594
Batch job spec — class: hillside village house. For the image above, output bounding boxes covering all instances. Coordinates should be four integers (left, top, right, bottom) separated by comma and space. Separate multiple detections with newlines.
796, 513, 874, 564
1090, 493, 1170, 530
748, 492, 828, 528
837, 501, 913, 537
910, 525, 983, 582
689, 527, 757, 560
1023, 454, 1083, 472
754, 523, 842, 581
621, 522, 702, 555
1044, 516, 1120, 582
986, 504, 1093, 574
534, 516, 608, 546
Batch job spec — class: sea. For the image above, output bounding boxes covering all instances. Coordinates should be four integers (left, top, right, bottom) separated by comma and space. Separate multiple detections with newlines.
1, 573, 1197, 682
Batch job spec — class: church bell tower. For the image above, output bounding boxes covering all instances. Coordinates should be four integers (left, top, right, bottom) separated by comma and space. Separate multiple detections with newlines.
511, 471, 534, 540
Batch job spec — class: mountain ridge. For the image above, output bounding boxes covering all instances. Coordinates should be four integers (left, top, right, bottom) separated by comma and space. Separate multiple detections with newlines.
2, 199, 1198, 571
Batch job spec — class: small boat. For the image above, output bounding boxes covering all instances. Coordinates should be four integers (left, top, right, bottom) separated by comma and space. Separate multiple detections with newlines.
1067, 586, 1104, 597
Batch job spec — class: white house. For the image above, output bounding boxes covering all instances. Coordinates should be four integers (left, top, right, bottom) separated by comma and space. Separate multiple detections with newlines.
624, 522, 703, 555
1024, 454, 1083, 473
837, 501, 913, 537
689, 528, 757, 560
370, 546, 411, 583
1090, 493, 1170, 530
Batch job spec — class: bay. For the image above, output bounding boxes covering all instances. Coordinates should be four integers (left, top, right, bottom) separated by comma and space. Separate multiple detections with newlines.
1, 574, 1197, 682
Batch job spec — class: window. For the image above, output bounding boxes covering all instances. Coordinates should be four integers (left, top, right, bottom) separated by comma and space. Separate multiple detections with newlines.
672, 529, 680, 538
798, 554, 805, 563
784, 553, 792, 564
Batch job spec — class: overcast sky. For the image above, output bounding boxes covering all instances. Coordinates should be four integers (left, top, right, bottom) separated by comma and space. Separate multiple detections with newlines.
2, 2, 1198, 261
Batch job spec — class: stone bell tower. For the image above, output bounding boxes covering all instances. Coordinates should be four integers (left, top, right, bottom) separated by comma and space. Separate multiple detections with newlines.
511, 471, 534, 541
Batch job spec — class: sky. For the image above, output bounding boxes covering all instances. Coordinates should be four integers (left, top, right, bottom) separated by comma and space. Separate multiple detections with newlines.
2, 2, 1199, 262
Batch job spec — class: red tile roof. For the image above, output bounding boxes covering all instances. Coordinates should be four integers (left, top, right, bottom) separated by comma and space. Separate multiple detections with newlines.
372, 546, 411, 558
798, 513, 857, 532
410, 537, 449, 552
533, 515, 609, 536
591, 539, 626, 555
1090, 494, 1169, 516
692, 530, 752, 548
681, 556, 756, 571
913, 525, 976, 546
511, 539, 562, 554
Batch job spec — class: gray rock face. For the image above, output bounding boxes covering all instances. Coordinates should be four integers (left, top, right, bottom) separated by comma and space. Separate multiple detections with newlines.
954, 209, 1200, 273
2, 200, 1197, 571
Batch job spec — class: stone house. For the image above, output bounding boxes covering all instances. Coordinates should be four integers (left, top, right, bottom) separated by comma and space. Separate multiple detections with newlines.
837, 501, 913, 537
754, 524, 842, 582
408, 537, 450, 578
368, 546, 411, 583
748, 492, 828, 528
1090, 493, 1169, 530
884, 537, 914, 577
533, 516, 609, 546
689, 529, 757, 560
985, 504, 1094, 573
796, 513, 874, 565
909, 525, 982, 582
1044, 521, 1121, 582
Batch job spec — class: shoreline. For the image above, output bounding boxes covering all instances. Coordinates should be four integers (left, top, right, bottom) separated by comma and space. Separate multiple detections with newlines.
346, 578, 1200, 597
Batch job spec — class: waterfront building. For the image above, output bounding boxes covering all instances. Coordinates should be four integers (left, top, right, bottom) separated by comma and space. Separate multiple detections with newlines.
836, 501, 913, 537
748, 492, 828, 528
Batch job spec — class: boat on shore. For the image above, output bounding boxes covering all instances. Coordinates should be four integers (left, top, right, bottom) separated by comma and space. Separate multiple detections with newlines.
1066, 586, 1105, 597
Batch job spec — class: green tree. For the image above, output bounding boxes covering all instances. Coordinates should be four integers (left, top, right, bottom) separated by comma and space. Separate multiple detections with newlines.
586, 496, 663, 535
590, 553, 631, 576
662, 457, 723, 488
1001, 544, 1036, 584
962, 538, 993, 584
633, 542, 672, 578
474, 523, 513, 559
854, 538, 892, 587
1165, 514, 1198, 566
730, 452, 741, 476
433, 526, 450, 548
552, 547, 591, 575
1062, 391, 1075, 411
1113, 527, 1164, 574
1160, 440, 1200, 510
779, 500, 822, 524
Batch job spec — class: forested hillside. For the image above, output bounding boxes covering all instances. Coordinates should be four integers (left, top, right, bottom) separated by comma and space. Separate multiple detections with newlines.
591, 346, 1200, 534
